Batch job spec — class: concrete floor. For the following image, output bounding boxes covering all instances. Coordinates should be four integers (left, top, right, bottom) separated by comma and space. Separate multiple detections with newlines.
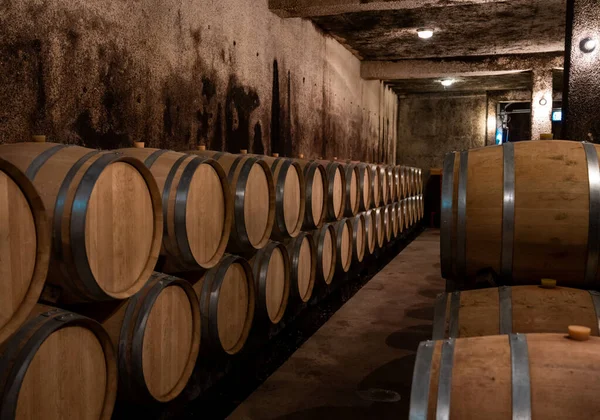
229, 229, 444, 420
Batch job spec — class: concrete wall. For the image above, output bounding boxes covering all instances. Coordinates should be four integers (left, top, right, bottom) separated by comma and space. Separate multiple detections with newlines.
0, 0, 397, 163
396, 93, 487, 169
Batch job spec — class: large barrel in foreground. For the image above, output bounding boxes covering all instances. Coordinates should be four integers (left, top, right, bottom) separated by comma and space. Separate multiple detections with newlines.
0, 142, 162, 303
0, 306, 117, 420
441, 140, 600, 289
99, 273, 200, 403
432, 285, 600, 339
0, 157, 50, 343
192, 255, 255, 355
410, 333, 600, 420
191, 149, 275, 254
121, 145, 232, 271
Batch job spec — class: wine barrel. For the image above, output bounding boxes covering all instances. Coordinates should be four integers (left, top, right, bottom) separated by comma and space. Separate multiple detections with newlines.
0, 305, 117, 420
378, 165, 390, 205
384, 205, 393, 242
386, 166, 396, 203
399, 166, 406, 199
350, 214, 366, 264
343, 163, 360, 217
190, 149, 275, 253
387, 203, 398, 239
285, 232, 317, 303
295, 160, 327, 230
121, 144, 232, 271
416, 168, 423, 194
441, 140, 600, 288
0, 158, 50, 343
190, 255, 255, 355
312, 224, 336, 285
364, 210, 377, 255
404, 199, 413, 229
432, 285, 600, 340
0, 142, 162, 303
410, 333, 600, 420
419, 194, 424, 220
333, 219, 353, 273
250, 242, 291, 324
395, 202, 404, 234
369, 164, 382, 207
374, 207, 386, 248
94, 273, 200, 402
356, 163, 373, 211
392, 166, 401, 201
316, 160, 346, 221
254, 154, 305, 240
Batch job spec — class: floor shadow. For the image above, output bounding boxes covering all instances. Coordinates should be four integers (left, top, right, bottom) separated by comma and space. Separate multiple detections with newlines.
404, 305, 435, 321
386, 324, 432, 351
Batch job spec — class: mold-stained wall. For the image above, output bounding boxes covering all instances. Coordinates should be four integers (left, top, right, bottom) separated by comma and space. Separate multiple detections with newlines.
0, 0, 398, 163
396, 93, 487, 169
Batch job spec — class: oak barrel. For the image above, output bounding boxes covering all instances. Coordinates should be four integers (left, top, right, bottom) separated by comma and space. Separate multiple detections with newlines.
388, 203, 399, 239
295, 159, 327, 230
441, 140, 600, 288
374, 207, 386, 248
0, 142, 162, 302
356, 163, 373, 211
256, 155, 305, 240
121, 145, 232, 271
250, 242, 291, 324
333, 218, 353, 273
191, 255, 255, 355
410, 333, 600, 420
386, 165, 396, 203
369, 164, 382, 207
395, 202, 404, 234
378, 165, 390, 205
364, 210, 377, 255
285, 232, 317, 303
0, 157, 51, 343
392, 166, 401, 201
316, 160, 346, 221
0, 305, 117, 420
400, 166, 408, 199
191, 149, 275, 253
98, 273, 200, 402
312, 224, 337, 285
432, 285, 600, 339
343, 163, 360, 217
350, 213, 367, 264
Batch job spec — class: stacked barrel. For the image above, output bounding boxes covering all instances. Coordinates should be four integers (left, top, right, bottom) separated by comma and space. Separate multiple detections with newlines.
0, 136, 423, 418
410, 140, 600, 419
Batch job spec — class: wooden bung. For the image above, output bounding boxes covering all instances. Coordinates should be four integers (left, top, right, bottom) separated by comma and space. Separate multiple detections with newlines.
432, 285, 600, 339
285, 232, 317, 303
333, 218, 353, 273
0, 142, 162, 303
190, 149, 276, 254
0, 305, 117, 420
249, 242, 291, 325
90, 273, 200, 403
312, 224, 337, 285
0, 157, 51, 343
411, 334, 600, 419
294, 159, 327, 231
442, 141, 600, 287
190, 255, 255, 355
569, 325, 591, 341
256, 154, 306, 241
120, 147, 233, 271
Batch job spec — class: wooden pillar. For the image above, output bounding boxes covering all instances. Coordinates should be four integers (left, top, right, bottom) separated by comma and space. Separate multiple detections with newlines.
531, 69, 553, 141
563, 0, 600, 142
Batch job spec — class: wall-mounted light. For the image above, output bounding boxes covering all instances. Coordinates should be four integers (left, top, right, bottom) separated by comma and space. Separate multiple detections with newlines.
440, 79, 455, 87
539, 98, 548, 106
580, 37, 597, 53
417, 28, 434, 39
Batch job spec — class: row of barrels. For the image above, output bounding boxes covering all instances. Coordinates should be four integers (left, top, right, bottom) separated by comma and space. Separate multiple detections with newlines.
0, 200, 422, 419
410, 140, 600, 419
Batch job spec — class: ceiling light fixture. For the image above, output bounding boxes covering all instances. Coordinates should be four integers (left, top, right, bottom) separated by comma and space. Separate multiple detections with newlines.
417, 28, 434, 39
580, 37, 597, 53
440, 79, 455, 87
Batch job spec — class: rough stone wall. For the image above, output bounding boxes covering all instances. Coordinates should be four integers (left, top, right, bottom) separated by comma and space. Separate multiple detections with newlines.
0, 0, 397, 163
396, 93, 487, 169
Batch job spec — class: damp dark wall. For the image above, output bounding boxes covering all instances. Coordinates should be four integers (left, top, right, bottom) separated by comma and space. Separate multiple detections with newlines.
0, 0, 398, 163
396, 93, 487, 169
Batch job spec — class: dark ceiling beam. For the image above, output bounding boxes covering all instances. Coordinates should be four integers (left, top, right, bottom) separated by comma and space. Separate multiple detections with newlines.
269, 0, 508, 18
361, 53, 564, 80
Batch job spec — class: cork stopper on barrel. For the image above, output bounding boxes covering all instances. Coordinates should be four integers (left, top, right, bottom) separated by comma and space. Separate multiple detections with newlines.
134, 142, 145, 149
273, 153, 279, 158
240, 149, 248, 155
299, 154, 305, 159
32, 135, 46, 143
568, 325, 591, 341
540, 278, 557, 289
198, 145, 206, 151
